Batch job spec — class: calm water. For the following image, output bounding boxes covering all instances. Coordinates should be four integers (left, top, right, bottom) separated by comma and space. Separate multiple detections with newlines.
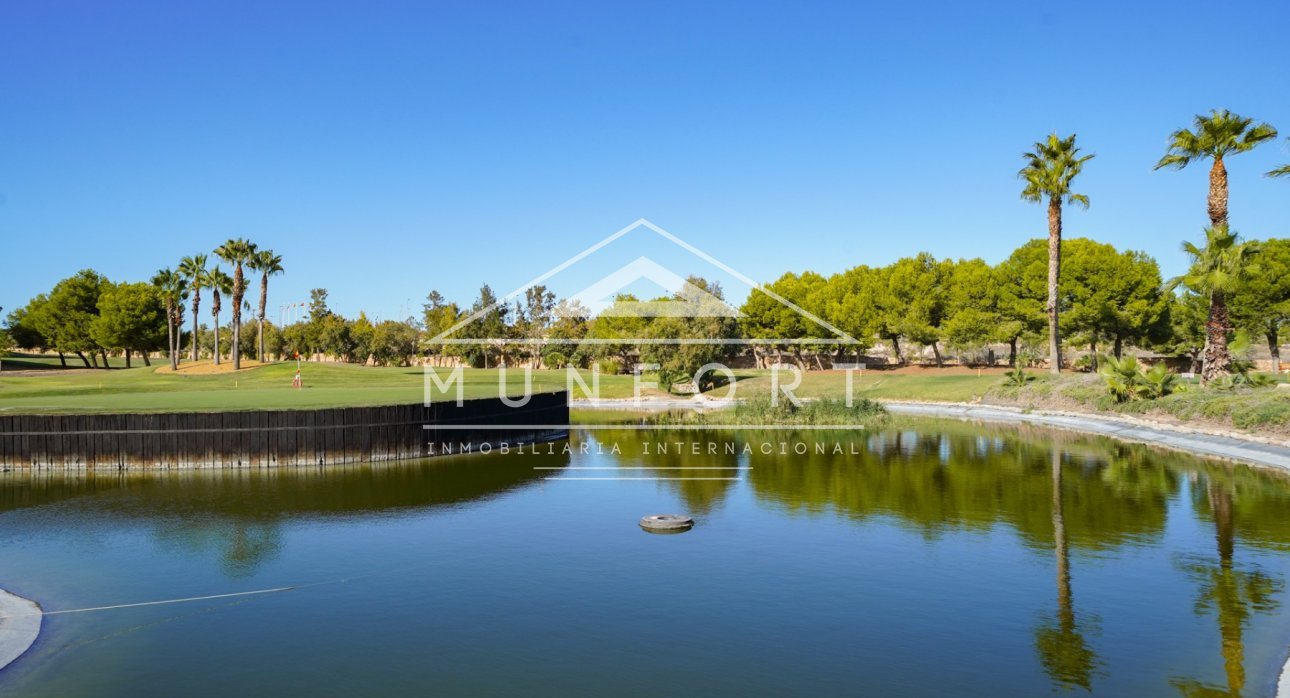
4, 419, 1290, 696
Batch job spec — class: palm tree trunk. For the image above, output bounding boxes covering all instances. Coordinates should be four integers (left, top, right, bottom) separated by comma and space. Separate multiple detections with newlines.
258, 274, 269, 363
1201, 290, 1233, 382
1047, 196, 1063, 374
165, 309, 175, 371
1209, 158, 1229, 228
232, 269, 243, 371
191, 290, 201, 363
213, 303, 222, 366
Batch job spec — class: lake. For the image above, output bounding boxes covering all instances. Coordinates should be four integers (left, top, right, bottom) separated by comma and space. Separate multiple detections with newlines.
3, 418, 1290, 696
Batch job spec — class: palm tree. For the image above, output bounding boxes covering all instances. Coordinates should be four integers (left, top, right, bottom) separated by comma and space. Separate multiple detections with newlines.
207, 266, 233, 365
151, 268, 188, 371
248, 249, 284, 363
1167, 226, 1260, 382
213, 238, 258, 370
1019, 133, 1094, 374
178, 254, 208, 363
1155, 110, 1278, 228
1269, 139, 1290, 178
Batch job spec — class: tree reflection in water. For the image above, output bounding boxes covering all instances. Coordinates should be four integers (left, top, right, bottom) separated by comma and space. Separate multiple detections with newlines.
0, 446, 564, 576
1172, 477, 1284, 697
1034, 447, 1101, 690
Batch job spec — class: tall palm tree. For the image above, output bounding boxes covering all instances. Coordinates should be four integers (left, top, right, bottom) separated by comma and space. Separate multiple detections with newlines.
151, 268, 188, 371
248, 249, 284, 363
1019, 133, 1094, 374
208, 266, 233, 365
178, 254, 208, 363
1269, 139, 1290, 178
1167, 226, 1260, 382
1155, 110, 1278, 228
213, 238, 258, 370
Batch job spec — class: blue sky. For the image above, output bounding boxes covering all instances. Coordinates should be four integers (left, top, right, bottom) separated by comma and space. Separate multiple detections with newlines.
2, 0, 1288, 321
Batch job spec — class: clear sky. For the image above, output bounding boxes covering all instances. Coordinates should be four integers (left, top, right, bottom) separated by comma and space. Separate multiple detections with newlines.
2, 0, 1288, 321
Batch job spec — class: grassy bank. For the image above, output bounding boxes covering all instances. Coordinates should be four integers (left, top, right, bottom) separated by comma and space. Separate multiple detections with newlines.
986, 371, 1290, 435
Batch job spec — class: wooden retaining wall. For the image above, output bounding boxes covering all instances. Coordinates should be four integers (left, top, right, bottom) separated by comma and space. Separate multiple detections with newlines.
0, 392, 569, 470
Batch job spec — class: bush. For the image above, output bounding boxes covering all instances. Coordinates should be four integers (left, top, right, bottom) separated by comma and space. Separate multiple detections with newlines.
1002, 367, 1035, 387
1100, 356, 1179, 403
594, 358, 621, 376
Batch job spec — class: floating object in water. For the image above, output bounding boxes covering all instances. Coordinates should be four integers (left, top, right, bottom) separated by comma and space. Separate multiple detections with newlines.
639, 514, 694, 533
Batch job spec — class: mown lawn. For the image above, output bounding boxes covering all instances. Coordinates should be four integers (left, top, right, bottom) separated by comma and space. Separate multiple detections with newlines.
0, 360, 1004, 414
0, 361, 655, 413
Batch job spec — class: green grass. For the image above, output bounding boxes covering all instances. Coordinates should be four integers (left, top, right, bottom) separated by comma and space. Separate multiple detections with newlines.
0, 360, 661, 413
0, 351, 135, 370
987, 371, 1290, 433
720, 370, 1000, 403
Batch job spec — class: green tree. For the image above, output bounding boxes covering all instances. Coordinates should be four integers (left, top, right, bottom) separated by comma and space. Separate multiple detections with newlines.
1160, 291, 1208, 374
307, 288, 331, 319
248, 249, 284, 363
1167, 226, 1260, 382
1060, 240, 1170, 361
151, 268, 188, 370
942, 258, 1003, 359
739, 271, 828, 368
1230, 238, 1290, 365
213, 238, 258, 370
422, 290, 463, 364
640, 276, 738, 389
463, 284, 509, 367
344, 312, 372, 362
516, 285, 557, 366
884, 253, 952, 366
207, 266, 234, 365
819, 266, 881, 364
584, 294, 648, 371
994, 240, 1049, 366
92, 282, 165, 367
544, 299, 590, 368
178, 254, 208, 363
5, 300, 52, 360
1155, 110, 1277, 228
371, 320, 419, 366
43, 269, 112, 368
1019, 133, 1095, 374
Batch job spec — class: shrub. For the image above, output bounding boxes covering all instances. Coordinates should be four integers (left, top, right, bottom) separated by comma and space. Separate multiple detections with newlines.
1003, 367, 1035, 387
1100, 355, 1144, 403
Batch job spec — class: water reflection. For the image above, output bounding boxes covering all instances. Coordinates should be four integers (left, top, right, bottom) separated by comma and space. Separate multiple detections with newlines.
1173, 478, 1285, 697
1035, 448, 1101, 690
0, 446, 567, 575
586, 420, 1290, 694
584, 428, 741, 515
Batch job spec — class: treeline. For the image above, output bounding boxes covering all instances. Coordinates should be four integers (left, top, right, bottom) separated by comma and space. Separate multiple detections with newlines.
4, 237, 285, 370
6, 235, 1288, 380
